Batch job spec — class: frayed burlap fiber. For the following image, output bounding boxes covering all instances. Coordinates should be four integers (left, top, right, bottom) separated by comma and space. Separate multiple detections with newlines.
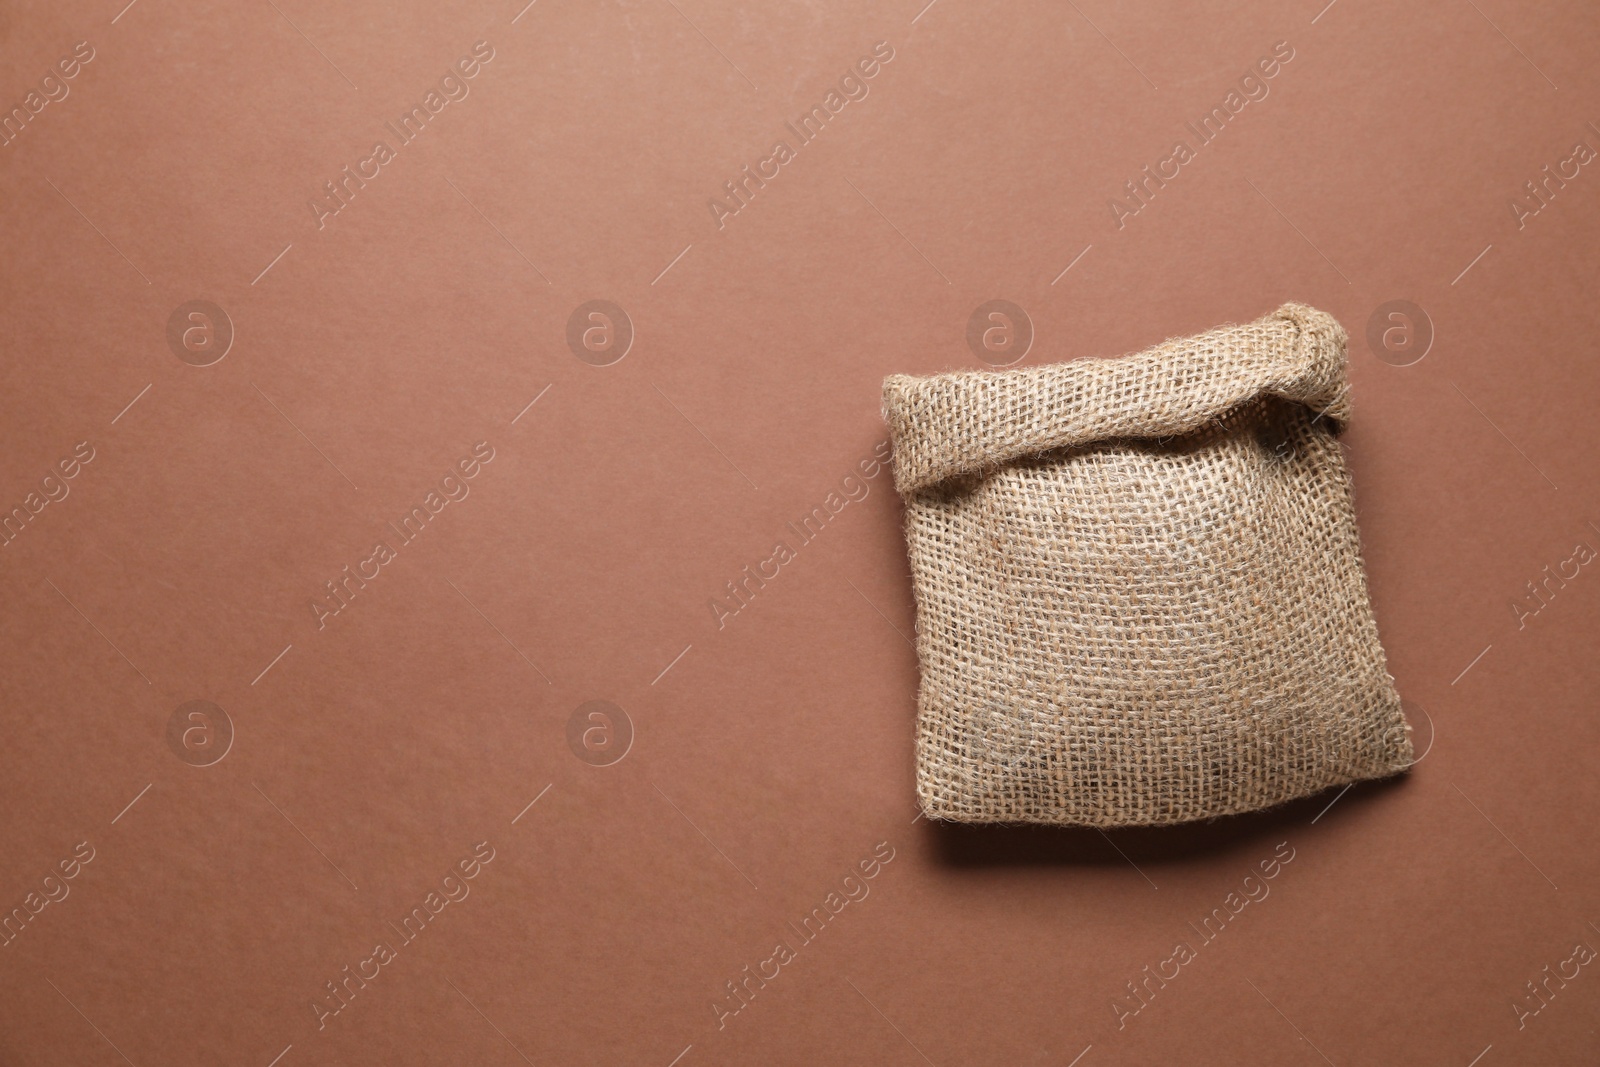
883, 304, 1411, 827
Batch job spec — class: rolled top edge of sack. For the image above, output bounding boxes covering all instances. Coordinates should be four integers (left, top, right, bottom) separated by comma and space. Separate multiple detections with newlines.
880, 303, 1350, 495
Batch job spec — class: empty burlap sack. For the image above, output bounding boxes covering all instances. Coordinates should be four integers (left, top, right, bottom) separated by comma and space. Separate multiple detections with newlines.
883, 304, 1411, 827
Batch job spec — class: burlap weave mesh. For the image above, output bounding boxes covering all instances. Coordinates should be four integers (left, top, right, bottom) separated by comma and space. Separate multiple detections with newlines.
884, 304, 1411, 827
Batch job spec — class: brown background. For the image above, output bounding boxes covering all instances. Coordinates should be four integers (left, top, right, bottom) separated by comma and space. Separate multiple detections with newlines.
2, 0, 1598, 1063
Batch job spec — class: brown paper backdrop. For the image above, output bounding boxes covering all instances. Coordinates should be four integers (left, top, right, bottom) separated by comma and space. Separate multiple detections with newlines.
1, 0, 1597, 1064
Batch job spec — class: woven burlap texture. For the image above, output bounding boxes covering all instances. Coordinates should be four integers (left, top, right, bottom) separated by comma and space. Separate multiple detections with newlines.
884, 304, 1411, 827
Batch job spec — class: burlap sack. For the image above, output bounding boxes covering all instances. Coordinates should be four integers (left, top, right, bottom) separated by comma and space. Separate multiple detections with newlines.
883, 304, 1411, 827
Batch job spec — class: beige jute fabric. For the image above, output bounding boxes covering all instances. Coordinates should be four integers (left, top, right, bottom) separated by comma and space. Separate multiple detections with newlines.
883, 304, 1411, 827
